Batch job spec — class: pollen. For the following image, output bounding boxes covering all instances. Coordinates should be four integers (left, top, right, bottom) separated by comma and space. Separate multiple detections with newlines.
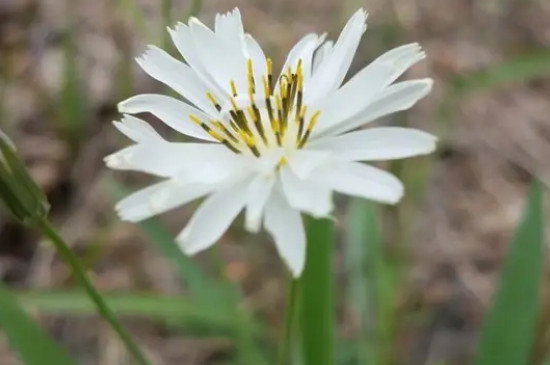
193, 58, 321, 157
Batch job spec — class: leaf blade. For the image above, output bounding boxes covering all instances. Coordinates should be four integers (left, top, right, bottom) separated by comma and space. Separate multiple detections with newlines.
0, 281, 77, 365
300, 217, 335, 365
474, 181, 545, 365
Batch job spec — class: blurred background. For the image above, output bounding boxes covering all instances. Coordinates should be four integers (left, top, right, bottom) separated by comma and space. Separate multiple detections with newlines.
0, 0, 549, 364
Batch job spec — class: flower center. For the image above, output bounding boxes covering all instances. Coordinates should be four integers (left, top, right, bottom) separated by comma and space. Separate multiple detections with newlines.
189, 58, 321, 157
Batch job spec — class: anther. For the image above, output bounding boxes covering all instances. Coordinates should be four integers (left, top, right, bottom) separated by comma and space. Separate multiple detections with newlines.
239, 131, 260, 157
272, 118, 282, 146
190, 115, 240, 153
298, 110, 321, 148
262, 76, 271, 98
247, 59, 255, 95
247, 105, 267, 145
206, 92, 222, 111
267, 58, 273, 93
276, 95, 285, 135
230, 80, 238, 97
213, 121, 239, 143
221, 140, 241, 154
297, 106, 307, 141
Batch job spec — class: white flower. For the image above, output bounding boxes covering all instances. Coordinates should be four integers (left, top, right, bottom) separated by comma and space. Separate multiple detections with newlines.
106, 8, 436, 277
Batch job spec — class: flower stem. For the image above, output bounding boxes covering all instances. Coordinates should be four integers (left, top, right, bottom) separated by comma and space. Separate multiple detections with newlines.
36, 219, 153, 365
300, 216, 335, 365
278, 277, 299, 365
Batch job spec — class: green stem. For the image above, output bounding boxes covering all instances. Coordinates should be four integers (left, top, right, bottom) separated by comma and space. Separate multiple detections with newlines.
36, 219, 153, 365
300, 217, 334, 365
278, 278, 299, 365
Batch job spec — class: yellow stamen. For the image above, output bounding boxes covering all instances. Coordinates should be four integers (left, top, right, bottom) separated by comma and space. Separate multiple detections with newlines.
262, 76, 270, 97
230, 97, 239, 111
239, 130, 260, 157
191, 58, 321, 157
247, 59, 255, 95
298, 110, 321, 148
230, 80, 238, 97
190, 115, 228, 144
267, 58, 273, 93
297, 106, 308, 141
230, 120, 240, 133
213, 121, 239, 143
247, 105, 267, 144
206, 92, 221, 111
276, 95, 285, 135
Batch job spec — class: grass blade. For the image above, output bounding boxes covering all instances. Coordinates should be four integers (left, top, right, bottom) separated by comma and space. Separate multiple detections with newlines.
300, 217, 335, 365
58, 2, 89, 149
17, 291, 244, 328
474, 180, 545, 365
0, 281, 77, 365
450, 49, 550, 96
345, 200, 379, 364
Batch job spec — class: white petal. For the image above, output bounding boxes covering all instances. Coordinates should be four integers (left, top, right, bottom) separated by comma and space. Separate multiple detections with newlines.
136, 46, 219, 115
286, 149, 332, 179
168, 23, 228, 99
278, 33, 320, 87
311, 161, 404, 204
118, 94, 216, 141
315, 79, 433, 138
113, 115, 163, 143
314, 43, 425, 130
280, 166, 333, 217
308, 127, 437, 161
105, 142, 244, 180
245, 174, 275, 232
305, 9, 367, 104
264, 190, 306, 277
105, 144, 175, 176
215, 8, 243, 32
312, 40, 333, 75
188, 17, 248, 95
116, 180, 213, 222
215, 8, 244, 49
177, 182, 249, 255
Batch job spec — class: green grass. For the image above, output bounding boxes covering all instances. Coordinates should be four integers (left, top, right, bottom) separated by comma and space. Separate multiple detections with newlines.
17, 291, 249, 329
0, 281, 76, 365
474, 181, 545, 365
345, 199, 380, 364
300, 217, 335, 365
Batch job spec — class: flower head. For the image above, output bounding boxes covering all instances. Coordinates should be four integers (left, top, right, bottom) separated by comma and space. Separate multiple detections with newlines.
0, 129, 50, 224
106, 8, 436, 277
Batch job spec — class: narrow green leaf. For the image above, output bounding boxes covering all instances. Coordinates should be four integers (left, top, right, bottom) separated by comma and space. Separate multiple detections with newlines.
17, 291, 241, 328
59, 4, 89, 148
474, 181, 545, 365
438, 50, 550, 134
345, 200, 379, 364
300, 217, 335, 365
450, 50, 550, 96
0, 281, 76, 365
